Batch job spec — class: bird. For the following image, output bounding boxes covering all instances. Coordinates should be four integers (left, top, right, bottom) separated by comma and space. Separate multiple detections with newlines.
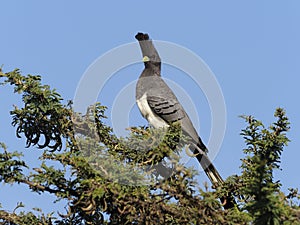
135, 32, 235, 209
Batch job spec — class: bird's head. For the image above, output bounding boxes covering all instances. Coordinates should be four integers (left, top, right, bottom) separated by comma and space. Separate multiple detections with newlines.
136, 32, 161, 76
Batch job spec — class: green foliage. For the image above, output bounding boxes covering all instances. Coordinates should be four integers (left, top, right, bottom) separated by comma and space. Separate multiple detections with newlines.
0, 68, 300, 224
239, 109, 292, 224
0, 142, 27, 184
1, 69, 76, 151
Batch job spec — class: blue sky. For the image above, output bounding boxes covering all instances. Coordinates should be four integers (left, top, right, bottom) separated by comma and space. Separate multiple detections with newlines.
1, 0, 300, 215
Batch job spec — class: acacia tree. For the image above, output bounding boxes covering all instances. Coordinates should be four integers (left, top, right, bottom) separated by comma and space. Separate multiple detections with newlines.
0, 68, 299, 224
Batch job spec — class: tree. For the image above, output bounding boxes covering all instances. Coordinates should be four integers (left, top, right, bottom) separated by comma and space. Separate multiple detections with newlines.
0, 68, 299, 224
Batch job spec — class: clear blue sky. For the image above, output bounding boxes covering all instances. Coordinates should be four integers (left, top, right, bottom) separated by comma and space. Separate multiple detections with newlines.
1, 0, 300, 215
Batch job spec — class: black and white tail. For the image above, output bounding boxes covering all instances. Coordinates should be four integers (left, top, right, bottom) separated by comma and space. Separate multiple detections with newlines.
192, 144, 236, 209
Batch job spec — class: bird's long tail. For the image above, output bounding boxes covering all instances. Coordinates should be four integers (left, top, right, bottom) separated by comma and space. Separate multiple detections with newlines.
191, 144, 236, 209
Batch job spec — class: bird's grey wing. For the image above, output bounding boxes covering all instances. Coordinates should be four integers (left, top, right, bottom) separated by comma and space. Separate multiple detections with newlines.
146, 95, 185, 124
147, 95, 208, 152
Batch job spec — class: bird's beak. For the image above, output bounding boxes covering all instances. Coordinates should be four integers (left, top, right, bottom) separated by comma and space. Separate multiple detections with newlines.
142, 56, 150, 62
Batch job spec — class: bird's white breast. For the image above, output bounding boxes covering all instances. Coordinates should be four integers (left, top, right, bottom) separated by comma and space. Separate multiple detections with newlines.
136, 93, 169, 129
